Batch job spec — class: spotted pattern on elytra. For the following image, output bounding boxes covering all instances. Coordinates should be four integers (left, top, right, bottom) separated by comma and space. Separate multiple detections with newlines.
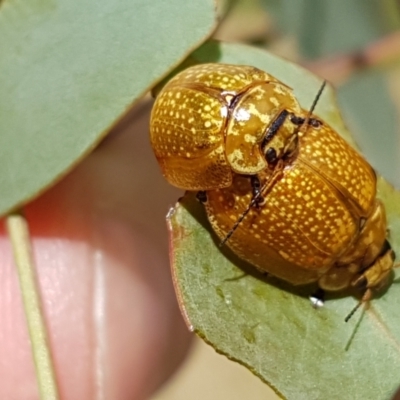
166, 63, 280, 92
299, 123, 376, 214
151, 87, 223, 158
206, 161, 358, 274
205, 175, 325, 285
150, 63, 395, 293
150, 63, 302, 189
151, 86, 231, 190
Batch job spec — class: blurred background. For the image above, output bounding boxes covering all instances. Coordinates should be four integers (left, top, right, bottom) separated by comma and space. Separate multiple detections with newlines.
147, 0, 400, 399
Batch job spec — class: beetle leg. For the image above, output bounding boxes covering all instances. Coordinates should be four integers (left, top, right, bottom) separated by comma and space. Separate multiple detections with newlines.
250, 175, 265, 207
220, 161, 284, 246
344, 289, 372, 322
344, 241, 395, 322
196, 190, 208, 203
352, 240, 394, 291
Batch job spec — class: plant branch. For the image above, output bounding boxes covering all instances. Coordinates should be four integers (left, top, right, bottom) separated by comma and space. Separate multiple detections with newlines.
6, 212, 60, 400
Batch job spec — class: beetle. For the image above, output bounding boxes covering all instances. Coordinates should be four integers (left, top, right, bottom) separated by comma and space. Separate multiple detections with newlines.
150, 63, 395, 319
150, 63, 303, 190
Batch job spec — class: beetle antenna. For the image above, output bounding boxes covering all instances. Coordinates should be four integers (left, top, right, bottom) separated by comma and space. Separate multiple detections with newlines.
220, 162, 284, 247
295, 80, 327, 136
304, 80, 326, 125
344, 301, 363, 322
220, 80, 326, 247
344, 288, 371, 322
311, 81, 327, 115
219, 188, 263, 247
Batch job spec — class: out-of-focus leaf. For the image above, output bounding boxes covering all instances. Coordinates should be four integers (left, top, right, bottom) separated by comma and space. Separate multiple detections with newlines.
168, 41, 400, 400
0, 0, 216, 216
260, 0, 400, 187
338, 69, 400, 187
262, 0, 397, 58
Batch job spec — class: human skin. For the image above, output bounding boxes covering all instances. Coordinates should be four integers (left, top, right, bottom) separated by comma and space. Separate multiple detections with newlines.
0, 101, 192, 399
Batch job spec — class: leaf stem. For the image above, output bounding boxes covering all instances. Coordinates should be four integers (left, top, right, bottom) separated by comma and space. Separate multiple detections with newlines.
6, 211, 60, 400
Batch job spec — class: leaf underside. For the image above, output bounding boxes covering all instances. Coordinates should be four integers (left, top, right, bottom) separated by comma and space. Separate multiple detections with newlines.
0, 0, 216, 217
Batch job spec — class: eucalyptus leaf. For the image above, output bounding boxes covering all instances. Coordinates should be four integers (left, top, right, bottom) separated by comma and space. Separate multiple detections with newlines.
262, 0, 397, 58
260, 0, 400, 188
0, 0, 216, 216
168, 42, 400, 400
338, 70, 400, 188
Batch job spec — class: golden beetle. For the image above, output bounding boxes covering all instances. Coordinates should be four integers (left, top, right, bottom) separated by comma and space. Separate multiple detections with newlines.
150, 63, 395, 313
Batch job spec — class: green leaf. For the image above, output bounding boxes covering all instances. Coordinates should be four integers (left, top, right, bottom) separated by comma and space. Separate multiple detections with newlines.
262, 0, 398, 58
168, 41, 400, 400
0, 0, 216, 217
337, 69, 400, 188
259, 0, 400, 189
